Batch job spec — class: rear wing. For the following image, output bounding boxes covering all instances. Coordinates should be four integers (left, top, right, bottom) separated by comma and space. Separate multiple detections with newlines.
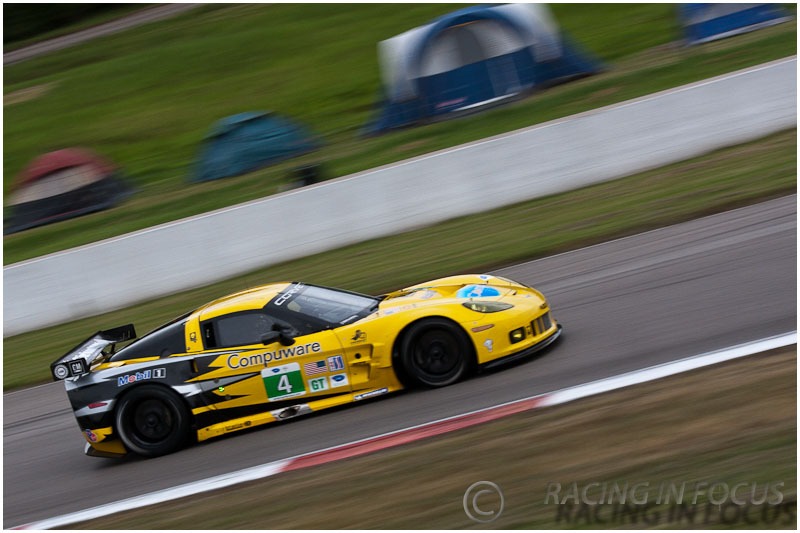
50, 324, 136, 381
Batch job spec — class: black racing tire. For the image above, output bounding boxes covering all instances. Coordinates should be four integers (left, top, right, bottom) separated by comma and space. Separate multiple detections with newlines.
398, 318, 473, 388
115, 384, 190, 457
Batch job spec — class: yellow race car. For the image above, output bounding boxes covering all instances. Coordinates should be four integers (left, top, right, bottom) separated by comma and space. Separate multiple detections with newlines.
51, 274, 561, 458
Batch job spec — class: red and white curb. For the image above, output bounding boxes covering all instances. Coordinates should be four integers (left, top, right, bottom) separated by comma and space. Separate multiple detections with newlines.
13, 331, 796, 530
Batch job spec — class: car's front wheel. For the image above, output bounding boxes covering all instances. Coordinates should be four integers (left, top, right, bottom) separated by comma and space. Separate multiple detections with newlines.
115, 385, 190, 457
398, 318, 473, 388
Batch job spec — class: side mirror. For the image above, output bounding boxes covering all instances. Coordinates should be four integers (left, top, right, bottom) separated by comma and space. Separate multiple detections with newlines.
278, 333, 295, 346
271, 323, 296, 346
260, 331, 281, 345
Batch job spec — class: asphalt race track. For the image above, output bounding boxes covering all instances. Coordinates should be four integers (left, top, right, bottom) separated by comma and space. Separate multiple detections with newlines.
4, 195, 796, 527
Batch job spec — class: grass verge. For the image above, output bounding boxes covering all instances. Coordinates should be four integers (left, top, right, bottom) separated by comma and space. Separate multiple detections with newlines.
67, 348, 797, 529
3, 129, 795, 390
3, 4, 796, 264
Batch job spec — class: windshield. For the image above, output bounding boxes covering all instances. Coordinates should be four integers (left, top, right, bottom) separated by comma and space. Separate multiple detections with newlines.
268, 283, 377, 328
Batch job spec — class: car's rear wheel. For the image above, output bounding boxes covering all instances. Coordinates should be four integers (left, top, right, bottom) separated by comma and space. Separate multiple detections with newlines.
115, 385, 190, 457
398, 318, 473, 388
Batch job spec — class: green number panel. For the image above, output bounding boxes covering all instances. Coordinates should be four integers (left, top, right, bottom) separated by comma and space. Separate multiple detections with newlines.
261, 362, 306, 401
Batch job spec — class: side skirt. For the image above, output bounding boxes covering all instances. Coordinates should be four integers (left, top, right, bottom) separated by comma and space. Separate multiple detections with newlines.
196, 385, 402, 442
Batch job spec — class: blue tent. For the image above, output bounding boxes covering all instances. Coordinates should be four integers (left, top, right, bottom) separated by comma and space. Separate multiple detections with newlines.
679, 4, 792, 45
364, 4, 601, 134
193, 112, 319, 182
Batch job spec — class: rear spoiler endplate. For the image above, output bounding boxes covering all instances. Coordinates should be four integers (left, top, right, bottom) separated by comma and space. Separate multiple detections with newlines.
50, 324, 136, 381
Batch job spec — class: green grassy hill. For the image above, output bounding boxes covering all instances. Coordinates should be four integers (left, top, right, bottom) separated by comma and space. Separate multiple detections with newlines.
3, 4, 796, 264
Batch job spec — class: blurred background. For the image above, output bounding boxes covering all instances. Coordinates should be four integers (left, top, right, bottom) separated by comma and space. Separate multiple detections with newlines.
3, 3, 796, 529
4, 4, 794, 258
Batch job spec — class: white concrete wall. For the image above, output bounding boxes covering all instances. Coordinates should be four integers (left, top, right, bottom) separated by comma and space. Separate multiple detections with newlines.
4, 58, 796, 337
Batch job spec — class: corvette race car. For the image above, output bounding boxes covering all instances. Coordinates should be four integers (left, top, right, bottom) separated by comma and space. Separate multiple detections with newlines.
51, 274, 561, 458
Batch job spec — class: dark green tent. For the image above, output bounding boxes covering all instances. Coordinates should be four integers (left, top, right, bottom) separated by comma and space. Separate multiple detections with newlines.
192, 112, 319, 182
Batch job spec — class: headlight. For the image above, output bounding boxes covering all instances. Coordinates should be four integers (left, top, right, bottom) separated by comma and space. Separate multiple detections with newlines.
462, 301, 514, 313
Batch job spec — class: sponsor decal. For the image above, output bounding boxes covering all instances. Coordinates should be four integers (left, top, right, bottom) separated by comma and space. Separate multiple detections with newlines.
69, 360, 85, 375
85, 429, 98, 443
304, 360, 328, 376
354, 387, 389, 401
417, 290, 438, 300
117, 370, 155, 387
262, 363, 306, 401
457, 285, 501, 298
273, 282, 305, 306
189, 332, 197, 342
153, 367, 167, 379
484, 339, 494, 353
478, 275, 491, 281
53, 364, 69, 380
327, 355, 345, 372
309, 376, 329, 392
329, 373, 349, 388
350, 330, 366, 343
226, 342, 322, 369
382, 304, 417, 316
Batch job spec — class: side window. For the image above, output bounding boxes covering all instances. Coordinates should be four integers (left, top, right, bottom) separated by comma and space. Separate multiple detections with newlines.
207, 312, 277, 348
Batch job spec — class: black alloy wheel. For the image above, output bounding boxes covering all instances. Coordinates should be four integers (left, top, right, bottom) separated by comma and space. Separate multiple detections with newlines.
115, 385, 189, 457
399, 318, 473, 387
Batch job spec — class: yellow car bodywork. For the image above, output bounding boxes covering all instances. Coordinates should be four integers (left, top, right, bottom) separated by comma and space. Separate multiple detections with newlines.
85, 273, 560, 455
